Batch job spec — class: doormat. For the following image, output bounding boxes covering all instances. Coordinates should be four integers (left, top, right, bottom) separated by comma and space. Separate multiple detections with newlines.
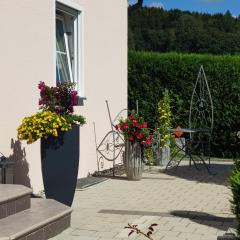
76, 176, 108, 190
92, 164, 125, 177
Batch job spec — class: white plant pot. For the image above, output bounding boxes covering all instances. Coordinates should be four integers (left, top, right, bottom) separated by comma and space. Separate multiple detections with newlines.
160, 145, 171, 167
124, 140, 143, 181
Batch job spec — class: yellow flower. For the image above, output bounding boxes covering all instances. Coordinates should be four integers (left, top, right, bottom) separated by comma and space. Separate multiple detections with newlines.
52, 129, 58, 137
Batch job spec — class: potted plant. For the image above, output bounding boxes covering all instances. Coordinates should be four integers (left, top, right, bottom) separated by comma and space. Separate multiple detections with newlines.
115, 112, 152, 180
17, 82, 85, 206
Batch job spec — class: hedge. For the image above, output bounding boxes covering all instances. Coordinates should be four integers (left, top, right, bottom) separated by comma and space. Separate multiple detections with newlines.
128, 51, 240, 157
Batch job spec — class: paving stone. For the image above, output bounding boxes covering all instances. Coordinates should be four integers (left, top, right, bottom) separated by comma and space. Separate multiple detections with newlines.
71, 229, 97, 237
52, 162, 235, 240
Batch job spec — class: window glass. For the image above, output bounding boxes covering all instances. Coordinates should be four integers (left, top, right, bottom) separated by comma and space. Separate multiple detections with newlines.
56, 18, 72, 83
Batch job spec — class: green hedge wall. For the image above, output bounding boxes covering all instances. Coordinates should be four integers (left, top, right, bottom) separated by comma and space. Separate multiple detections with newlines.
128, 51, 240, 157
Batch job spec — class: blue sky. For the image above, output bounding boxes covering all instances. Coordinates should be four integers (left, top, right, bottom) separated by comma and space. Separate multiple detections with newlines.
128, 0, 240, 17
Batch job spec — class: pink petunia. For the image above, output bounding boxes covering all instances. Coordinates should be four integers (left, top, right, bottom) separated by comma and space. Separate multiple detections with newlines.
70, 91, 78, 106
38, 81, 45, 90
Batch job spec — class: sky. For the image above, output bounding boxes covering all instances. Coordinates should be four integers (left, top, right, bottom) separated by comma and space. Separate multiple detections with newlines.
128, 0, 240, 17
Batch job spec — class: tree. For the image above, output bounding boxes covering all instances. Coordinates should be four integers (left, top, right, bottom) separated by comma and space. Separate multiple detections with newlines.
128, 8, 240, 54
128, 0, 143, 14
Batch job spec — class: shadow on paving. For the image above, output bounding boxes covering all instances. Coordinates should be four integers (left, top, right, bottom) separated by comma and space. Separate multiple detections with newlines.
171, 210, 236, 231
164, 163, 233, 186
99, 209, 236, 231
92, 175, 177, 182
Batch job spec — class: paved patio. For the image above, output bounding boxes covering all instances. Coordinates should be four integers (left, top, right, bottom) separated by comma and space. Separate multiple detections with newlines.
51, 161, 237, 240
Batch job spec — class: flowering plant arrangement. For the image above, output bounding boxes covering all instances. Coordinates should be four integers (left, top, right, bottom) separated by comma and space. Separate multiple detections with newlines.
115, 112, 153, 146
38, 81, 78, 114
17, 82, 85, 144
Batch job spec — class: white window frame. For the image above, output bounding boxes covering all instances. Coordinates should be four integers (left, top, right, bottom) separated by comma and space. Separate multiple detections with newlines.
56, 15, 74, 83
55, 0, 85, 97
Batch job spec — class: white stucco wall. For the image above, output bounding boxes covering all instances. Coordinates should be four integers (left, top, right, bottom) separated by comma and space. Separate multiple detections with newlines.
0, 0, 127, 193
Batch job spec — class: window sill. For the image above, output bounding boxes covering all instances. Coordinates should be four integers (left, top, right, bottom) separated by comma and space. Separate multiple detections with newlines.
77, 96, 87, 106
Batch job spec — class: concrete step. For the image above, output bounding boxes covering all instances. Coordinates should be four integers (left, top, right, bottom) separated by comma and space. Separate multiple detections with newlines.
0, 198, 72, 240
0, 184, 32, 219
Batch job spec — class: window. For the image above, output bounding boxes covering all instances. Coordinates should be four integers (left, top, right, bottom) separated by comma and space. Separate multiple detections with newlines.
56, 2, 83, 96
56, 15, 73, 83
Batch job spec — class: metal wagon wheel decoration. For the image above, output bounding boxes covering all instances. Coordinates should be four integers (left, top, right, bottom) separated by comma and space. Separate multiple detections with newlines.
189, 65, 213, 132
93, 101, 127, 176
97, 130, 124, 162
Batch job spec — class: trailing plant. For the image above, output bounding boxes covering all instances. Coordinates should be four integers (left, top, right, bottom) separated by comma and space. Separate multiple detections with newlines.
125, 223, 158, 240
17, 82, 85, 144
157, 89, 172, 148
115, 112, 153, 146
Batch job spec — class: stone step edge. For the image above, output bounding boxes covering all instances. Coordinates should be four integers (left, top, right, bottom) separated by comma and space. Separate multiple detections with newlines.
1, 207, 72, 240
0, 192, 32, 205
0, 188, 32, 204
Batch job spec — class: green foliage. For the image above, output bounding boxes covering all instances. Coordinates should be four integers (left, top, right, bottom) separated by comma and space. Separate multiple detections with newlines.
144, 147, 155, 166
65, 114, 86, 126
157, 89, 172, 148
230, 160, 240, 238
128, 51, 240, 157
129, 8, 240, 54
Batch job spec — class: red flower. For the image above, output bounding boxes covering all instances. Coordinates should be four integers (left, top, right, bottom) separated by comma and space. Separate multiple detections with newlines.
141, 140, 146, 145
137, 132, 144, 139
129, 114, 134, 120
115, 124, 119, 130
121, 122, 129, 130
132, 120, 137, 126
129, 136, 134, 141
137, 123, 143, 129
147, 139, 152, 145
143, 122, 148, 128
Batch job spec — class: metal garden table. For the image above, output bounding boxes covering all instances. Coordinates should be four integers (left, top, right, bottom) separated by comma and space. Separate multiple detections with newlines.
165, 128, 214, 174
